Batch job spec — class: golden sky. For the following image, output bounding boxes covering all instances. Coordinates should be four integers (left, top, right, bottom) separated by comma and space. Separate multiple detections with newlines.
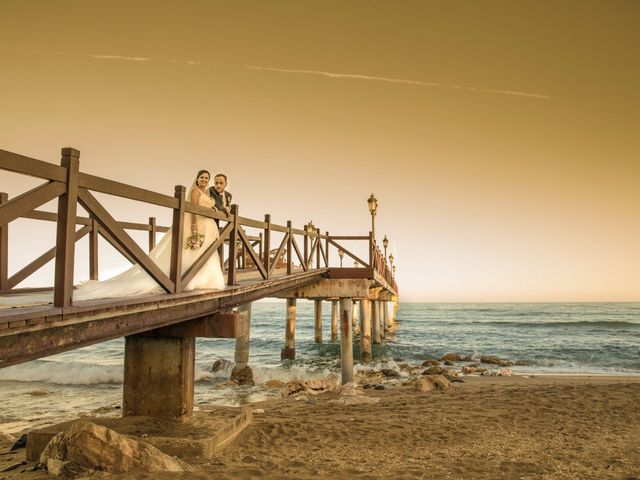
1, 1, 639, 301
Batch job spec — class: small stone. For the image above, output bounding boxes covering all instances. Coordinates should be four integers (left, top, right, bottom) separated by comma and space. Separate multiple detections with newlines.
211, 358, 233, 372
373, 384, 387, 390
252, 408, 265, 414
444, 360, 454, 366
29, 390, 49, 396
441, 353, 462, 362
462, 366, 477, 374
264, 380, 285, 389
460, 355, 474, 362
421, 359, 440, 367
497, 368, 513, 377
421, 366, 448, 376
380, 368, 401, 378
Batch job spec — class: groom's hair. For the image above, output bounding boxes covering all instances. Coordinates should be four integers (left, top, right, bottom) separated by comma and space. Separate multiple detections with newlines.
214, 174, 228, 182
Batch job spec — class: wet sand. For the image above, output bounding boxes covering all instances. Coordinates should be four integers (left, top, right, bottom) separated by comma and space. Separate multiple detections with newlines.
2, 375, 640, 479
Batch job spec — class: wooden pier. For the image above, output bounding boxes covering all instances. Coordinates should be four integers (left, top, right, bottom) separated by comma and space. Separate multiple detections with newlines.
0, 147, 398, 419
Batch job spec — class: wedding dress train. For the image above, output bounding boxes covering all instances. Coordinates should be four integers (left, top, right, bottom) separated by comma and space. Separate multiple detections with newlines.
73, 190, 225, 301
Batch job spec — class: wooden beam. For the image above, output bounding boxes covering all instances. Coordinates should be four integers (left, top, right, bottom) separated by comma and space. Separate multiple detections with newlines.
0, 181, 66, 228
291, 235, 307, 271
8, 225, 91, 289
238, 228, 268, 280
268, 233, 289, 277
327, 238, 369, 268
89, 220, 98, 280
181, 222, 231, 287
78, 188, 174, 293
227, 205, 238, 286
53, 149, 80, 308
263, 214, 271, 277
78, 172, 178, 209
0, 149, 67, 182
151, 312, 239, 338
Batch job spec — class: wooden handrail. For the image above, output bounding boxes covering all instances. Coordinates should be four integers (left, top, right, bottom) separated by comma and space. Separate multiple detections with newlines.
0, 149, 67, 182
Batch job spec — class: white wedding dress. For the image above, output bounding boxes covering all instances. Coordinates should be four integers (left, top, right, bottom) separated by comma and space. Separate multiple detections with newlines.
73, 189, 225, 301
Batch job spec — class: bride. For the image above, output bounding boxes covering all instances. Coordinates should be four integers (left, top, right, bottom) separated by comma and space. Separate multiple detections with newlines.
73, 170, 226, 301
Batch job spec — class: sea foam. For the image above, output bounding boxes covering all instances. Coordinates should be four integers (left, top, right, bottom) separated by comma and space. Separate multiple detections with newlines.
0, 361, 122, 385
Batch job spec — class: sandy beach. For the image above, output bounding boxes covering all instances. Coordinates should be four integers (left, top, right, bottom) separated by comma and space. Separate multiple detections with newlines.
2, 375, 639, 480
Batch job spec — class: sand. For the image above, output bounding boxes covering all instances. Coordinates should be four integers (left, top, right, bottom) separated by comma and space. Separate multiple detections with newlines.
1, 375, 639, 479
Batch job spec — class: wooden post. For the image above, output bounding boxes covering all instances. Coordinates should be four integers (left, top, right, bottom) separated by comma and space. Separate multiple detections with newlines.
325, 231, 329, 267
53, 147, 80, 308
314, 299, 322, 343
89, 219, 99, 280
227, 204, 238, 286
315, 228, 321, 269
331, 299, 339, 341
281, 298, 296, 360
169, 185, 186, 294
0, 193, 8, 291
303, 226, 309, 270
372, 300, 381, 344
286, 221, 293, 275
360, 299, 372, 363
379, 301, 386, 338
230, 303, 254, 385
258, 232, 263, 262
148, 217, 156, 251
339, 298, 354, 384
263, 214, 271, 277
368, 231, 374, 267
383, 301, 389, 331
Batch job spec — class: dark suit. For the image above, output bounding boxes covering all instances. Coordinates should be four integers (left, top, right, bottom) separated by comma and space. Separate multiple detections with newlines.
207, 188, 232, 211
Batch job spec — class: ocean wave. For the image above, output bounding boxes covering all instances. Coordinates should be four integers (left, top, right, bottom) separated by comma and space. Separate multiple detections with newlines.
414, 320, 640, 328
0, 361, 122, 385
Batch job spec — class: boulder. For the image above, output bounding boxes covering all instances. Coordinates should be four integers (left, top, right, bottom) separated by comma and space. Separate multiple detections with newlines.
414, 378, 435, 392
211, 358, 233, 373
441, 353, 462, 362
280, 377, 338, 397
462, 366, 477, 374
230, 366, 254, 386
280, 380, 307, 397
421, 359, 440, 367
40, 421, 192, 475
356, 369, 384, 384
497, 369, 513, 377
443, 360, 454, 366
460, 355, 474, 362
380, 368, 401, 378
421, 366, 448, 376
480, 355, 513, 367
423, 375, 452, 390
514, 360, 530, 366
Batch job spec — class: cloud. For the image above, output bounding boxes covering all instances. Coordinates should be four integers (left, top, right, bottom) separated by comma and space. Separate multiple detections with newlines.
245, 65, 550, 100
48, 51, 221, 66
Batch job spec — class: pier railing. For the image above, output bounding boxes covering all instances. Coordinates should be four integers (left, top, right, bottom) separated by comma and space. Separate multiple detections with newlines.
0, 147, 397, 307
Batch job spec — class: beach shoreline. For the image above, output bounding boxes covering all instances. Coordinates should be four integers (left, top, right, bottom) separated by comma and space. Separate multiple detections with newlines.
2, 374, 639, 479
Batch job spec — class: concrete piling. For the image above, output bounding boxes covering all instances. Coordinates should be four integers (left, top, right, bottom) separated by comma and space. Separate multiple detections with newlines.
331, 299, 339, 341
123, 334, 195, 419
230, 303, 253, 385
339, 298, 354, 384
372, 300, 381, 344
314, 299, 322, 343
281, 298, 296, 360
360, 299, 372, 363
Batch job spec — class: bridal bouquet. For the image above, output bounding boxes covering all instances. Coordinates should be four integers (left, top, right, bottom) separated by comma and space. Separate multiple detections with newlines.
185, 232, 205, 250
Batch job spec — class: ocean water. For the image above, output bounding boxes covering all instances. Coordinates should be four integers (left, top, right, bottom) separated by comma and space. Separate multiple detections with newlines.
1, 302, 639, 434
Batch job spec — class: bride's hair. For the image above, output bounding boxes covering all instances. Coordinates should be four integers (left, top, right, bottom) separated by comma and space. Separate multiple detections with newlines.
195, 169, 211, 181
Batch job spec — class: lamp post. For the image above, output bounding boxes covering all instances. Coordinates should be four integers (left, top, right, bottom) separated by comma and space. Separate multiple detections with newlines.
338, 249, 344, 267
392, 265, 396, 277
383, 235, 389, 261
367, 193, 378, 243
306, 221, 315, 235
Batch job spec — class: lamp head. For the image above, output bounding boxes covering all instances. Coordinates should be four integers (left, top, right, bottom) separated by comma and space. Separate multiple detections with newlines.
383, 235, 389, 248
338, 249, 344, 259
389, 254, 394, 266
367, 193, 378, 214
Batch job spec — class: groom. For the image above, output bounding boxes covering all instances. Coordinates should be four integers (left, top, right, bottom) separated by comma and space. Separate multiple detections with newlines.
208, 173, 232, 217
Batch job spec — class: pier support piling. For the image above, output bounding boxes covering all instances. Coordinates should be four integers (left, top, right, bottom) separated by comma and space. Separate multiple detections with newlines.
230, 303, 253, 385
360, 299, 372, 363
331, 299, 339, 341
339, 298, 354, 384
351, 301, 359, 334
314, 299, 322, 343
372, 300, 381, 344
123, 334, 195, 419
281, 298, 296, 360
379, 301, 386, 339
